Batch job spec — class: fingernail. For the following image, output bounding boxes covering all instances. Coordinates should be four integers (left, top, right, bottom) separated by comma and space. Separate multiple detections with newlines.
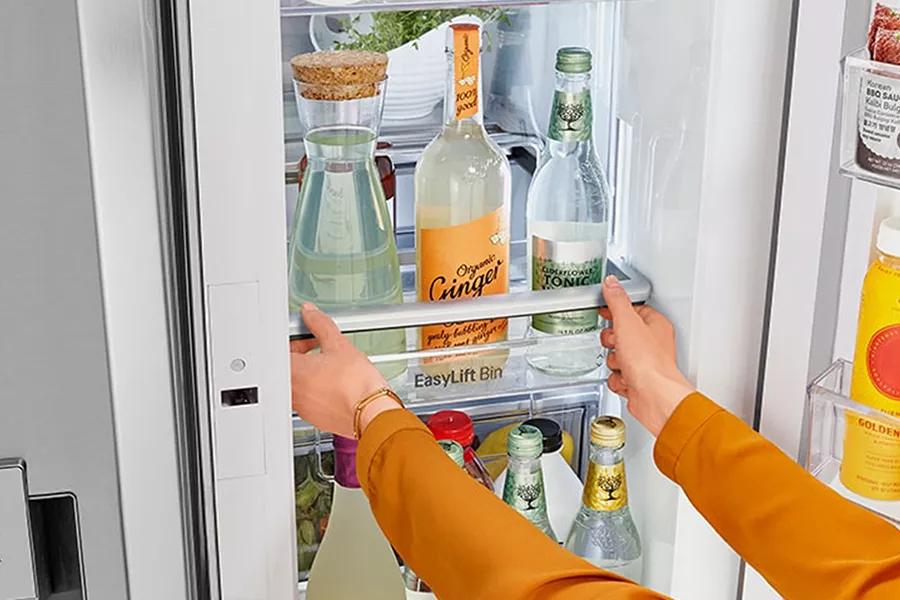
302, 302, 319, 312
605, 275, 622, 289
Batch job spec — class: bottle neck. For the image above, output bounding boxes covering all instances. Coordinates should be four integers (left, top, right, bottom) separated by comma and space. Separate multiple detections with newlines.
444, 28, 484, 127
582, 443, 629, 512
547, 70, 593, 147
878, 250, 900, 271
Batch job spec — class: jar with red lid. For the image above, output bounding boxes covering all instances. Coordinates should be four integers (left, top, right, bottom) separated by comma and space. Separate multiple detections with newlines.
426, 410, 494, 490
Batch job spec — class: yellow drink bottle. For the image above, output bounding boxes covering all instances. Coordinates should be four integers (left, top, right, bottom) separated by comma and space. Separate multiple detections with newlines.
842, 217, 900, 500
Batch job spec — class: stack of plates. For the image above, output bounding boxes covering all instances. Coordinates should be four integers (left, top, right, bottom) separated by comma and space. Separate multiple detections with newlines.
310, 15, 472, 121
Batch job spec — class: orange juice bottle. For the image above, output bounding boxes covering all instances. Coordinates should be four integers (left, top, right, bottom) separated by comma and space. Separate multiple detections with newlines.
842, 217, 900, 499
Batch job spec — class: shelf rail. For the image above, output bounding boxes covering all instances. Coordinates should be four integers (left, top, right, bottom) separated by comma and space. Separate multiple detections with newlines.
289, 260, 650, 339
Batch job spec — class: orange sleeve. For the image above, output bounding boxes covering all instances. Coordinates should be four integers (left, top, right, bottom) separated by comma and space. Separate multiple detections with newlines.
357, 409, 669, 600
655, 392, 900, 599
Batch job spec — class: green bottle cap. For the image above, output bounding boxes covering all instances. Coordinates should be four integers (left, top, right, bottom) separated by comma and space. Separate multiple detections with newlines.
507, 424, 544, 460
437, 439, 465, 467
555, 47, 592, 74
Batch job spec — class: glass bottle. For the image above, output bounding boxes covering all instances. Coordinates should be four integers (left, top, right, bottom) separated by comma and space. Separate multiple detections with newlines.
403, 440, 465, 597
501, 424, 556, 540
487, 9, 542, 138
565, 416, 642, 582
288, 67, 406, 381
415, 21, 512, 355
525, 47, 610, 377
307, 436, 405, 599
495, 417, 582, 543
427, 410, 494, 490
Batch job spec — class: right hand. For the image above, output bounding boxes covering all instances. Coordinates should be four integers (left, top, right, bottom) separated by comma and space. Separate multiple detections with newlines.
599, 276, 696, 437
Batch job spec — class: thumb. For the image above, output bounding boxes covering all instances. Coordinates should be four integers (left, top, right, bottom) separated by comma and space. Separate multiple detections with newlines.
300, 303, 343, 351
602, 275, 641, 328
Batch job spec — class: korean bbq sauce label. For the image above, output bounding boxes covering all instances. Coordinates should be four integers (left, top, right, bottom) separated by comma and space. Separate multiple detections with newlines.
582, 461, 628, 512
857, 71, 900, 176
453, 25, 480, 121
548, 90, 592, 143
532, 236, 605, 334
418, 207, 509, 350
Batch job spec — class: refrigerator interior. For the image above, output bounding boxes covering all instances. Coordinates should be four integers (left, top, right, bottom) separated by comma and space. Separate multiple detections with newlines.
280, 0, 716, 594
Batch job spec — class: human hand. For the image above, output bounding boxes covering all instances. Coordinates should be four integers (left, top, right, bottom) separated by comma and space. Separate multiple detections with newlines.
599, 276, 696, 437
290, 303, 401, 439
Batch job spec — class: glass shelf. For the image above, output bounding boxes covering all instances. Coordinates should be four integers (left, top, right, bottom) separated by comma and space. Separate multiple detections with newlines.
839, 48, 900, 191
805, 359, 900, 524
281, 0, 623, 18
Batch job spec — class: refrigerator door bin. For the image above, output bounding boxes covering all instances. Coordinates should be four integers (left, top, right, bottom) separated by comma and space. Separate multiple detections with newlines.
805, 359, 900, 524
839, 48, 900, 190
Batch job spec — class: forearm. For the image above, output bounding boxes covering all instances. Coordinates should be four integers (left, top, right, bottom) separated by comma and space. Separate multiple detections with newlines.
656, 393, 900, 599
358, 409, 668, 600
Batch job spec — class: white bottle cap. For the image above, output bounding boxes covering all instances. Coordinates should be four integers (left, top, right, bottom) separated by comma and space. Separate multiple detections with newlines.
876, 216, 900, 258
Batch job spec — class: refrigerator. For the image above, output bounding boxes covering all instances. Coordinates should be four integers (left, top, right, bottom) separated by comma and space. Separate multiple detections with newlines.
1, 0, 894, 599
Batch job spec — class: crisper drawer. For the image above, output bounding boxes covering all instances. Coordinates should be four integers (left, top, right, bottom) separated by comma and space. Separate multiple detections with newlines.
292, 387, 600, 582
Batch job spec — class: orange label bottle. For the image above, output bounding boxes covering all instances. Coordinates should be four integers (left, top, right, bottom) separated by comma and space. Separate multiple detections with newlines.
414, 20, 512, 366
842, 217, 900, 499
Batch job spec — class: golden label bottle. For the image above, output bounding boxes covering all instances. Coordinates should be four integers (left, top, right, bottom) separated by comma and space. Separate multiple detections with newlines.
414, 21, 512, 353
842, 217, 900, 500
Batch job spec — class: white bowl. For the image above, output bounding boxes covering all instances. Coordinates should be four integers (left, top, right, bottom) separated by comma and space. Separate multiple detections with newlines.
309, 15, 450, 122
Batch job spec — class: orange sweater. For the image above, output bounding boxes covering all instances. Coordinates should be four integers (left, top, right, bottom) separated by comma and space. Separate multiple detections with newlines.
357, 393, 900, 599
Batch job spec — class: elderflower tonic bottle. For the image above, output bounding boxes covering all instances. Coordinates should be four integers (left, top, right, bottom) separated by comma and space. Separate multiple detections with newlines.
501, 424, 556, 540
565, 416, 642, 582
526, 47, 610, 377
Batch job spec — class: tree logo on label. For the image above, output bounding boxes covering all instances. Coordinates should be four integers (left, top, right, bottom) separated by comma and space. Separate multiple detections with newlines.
596, 472, 623, 501
556, 101, 585, 132
516, 483, 542, 510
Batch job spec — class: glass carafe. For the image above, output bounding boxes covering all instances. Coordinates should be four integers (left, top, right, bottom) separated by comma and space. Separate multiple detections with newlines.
289, 80, 406, 380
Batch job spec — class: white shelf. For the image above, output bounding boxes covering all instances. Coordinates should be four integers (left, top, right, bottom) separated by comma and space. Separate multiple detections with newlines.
281, 0, 628, 18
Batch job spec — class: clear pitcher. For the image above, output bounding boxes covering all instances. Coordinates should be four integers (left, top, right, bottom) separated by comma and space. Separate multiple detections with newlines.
288, 78, 406, 379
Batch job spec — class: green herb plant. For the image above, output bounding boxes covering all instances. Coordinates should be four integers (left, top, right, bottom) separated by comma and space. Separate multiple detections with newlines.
335, 9, 504, 54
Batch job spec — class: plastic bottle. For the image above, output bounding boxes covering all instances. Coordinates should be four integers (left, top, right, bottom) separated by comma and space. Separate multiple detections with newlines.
426, 410, 494, 490
843, 217, 900, 499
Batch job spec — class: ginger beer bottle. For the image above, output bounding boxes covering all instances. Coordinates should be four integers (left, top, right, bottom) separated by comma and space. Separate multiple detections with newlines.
565, 417, 642, 582
415, 22, 512, 355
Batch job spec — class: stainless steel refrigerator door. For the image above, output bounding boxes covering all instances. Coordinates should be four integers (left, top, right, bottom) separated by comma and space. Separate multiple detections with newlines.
0, 460, 37, 600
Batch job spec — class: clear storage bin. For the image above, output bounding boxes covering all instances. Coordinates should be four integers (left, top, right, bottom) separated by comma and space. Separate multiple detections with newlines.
840, 48, 900, 189
805, 359, 900, 524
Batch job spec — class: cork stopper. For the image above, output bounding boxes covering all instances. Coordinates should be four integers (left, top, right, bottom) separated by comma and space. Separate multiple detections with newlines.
290, 50, 388, 101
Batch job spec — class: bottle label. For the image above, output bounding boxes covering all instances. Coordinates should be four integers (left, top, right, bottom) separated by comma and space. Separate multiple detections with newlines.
453, 26, 480, 121
583, 461, 628, 511
418, 207, 509, 349
850, 260, 900, 413
503, 468, 549, 522
532, 236, 605, 334
548, 90, 592, 143
857, 70, 900, 174
843, 259, 900, 499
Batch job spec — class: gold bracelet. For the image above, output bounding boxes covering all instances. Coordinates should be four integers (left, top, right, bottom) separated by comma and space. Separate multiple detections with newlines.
353, 387, 404, 440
